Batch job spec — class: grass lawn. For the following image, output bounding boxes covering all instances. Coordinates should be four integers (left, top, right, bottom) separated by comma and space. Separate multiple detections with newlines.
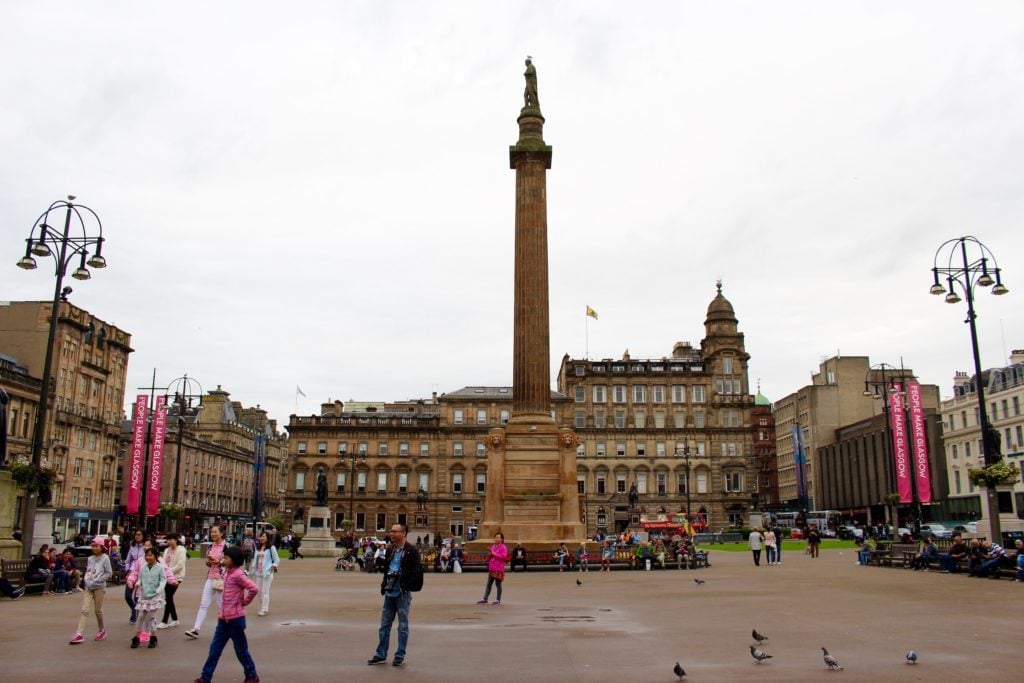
700, 539, 859, 552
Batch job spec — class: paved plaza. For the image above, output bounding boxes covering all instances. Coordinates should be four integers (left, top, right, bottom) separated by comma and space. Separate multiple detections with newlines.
0, 546, 1015, 682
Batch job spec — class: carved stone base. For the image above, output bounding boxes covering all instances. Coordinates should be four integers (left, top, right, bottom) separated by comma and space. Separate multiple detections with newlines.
301, 505, 341, 557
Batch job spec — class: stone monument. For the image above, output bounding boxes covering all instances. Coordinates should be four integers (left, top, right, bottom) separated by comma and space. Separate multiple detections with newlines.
301, 467, 340, 557
475, 59, 586, 547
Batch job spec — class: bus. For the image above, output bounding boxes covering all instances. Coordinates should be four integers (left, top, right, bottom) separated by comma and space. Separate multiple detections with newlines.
805, 510, 841, 537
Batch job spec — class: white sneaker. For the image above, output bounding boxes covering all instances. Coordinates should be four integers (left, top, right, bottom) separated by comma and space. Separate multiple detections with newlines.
168, 620, 179, 628
257, 610, 267, 616
156, 622, 169, 630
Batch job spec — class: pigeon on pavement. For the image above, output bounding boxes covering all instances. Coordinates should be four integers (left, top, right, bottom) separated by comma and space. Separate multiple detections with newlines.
673, 662, 686, 679
693, 578, 705, 585
576, 578, 582, 586
750, 646, 773, 663
822, 647, 843, 671
906, 651, 918, 664
752, 629, 768, 644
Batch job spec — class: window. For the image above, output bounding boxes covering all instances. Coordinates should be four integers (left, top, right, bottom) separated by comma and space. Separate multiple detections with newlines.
452, 473, 463, 494
74, 458, 83, 476
960, 410, 968, 428
672, 385, 686, 403
358, 442, 368, 456
633, 385, 647, 403
635, 411, 646, 428
476, 442, 487, 457
951, 444, 958, 459
657, 473, 667, 495
184, 470, 190, 486
637, 472, 647, 494
656, 442, 666, 457
477, 409, 487, 425
616, 473, 627, 493
596, 474, 607, 494
83, 488, 92, 506
356, 513, 366, 530
725, 471, 743, 492
454, 409, 464, 424
399, 442, 409, 456
476, 473, 486, 494
1014, 397, 1020, 416
500, 410, 509, 425
612, 385, 626, 403
398, 472, 408, 493
577, 444, 586, 458
378, 443, 389, 456
954, 470, 961, 495
296, 441, 307, 455
696, 442, 706, 456
594, 410, 606, 428
357, 471, 367, 492
965, 442, 972, 458
593, 385, 606, 403
85, 460, 94, 478
692, 386, 705, 403
71, 487, 80, 505
419, 473, 429, 491
677, 473, 688, 493
652, 386, 665, 403
575, 365, 585, 376
696, 472, 708, 493
596, 443, 606, 457
335, 512, 346, 528
616, 442, 626, 457
76, 431, 85, 448
614, 411, 625, 429
336, 472, 346, 493
376, 513, 386, 531
674, 412, 686, 428
577, 476, 585, 494
1017, 425, 1023, 447
722, 410, 740, 427
637, 442, 646, 457
420, 443, 429, 457
574, 386, 585, 403
654, 411, 666, 428
694, 411, 705, 428
723, 357, 733, 374
1002, 399, 1009, 419
317, 442, 327, 455
575, 410, 586, 428
453, 442, 464, 457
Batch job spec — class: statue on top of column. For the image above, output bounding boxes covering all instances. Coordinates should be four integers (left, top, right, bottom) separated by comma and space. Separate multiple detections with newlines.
523, 56, 540, 111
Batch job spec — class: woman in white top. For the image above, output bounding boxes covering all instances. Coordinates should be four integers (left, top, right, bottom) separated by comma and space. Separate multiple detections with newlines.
764, 528, 778, 566
249, 531, 280, 616
158, 532, 187, 628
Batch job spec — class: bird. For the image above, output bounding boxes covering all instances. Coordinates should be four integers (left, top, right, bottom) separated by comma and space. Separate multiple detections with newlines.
693, 578, 705, 585
576, 578, 582, 586
752, 628, 768, 644
821, 647, 843, 671
750, 646, 773, 663
673, 662, 686, 679
905, 651, 918, 664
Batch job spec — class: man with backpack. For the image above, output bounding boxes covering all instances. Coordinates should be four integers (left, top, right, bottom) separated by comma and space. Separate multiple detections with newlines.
367, 523, 423, 668
241, 530, 256, 573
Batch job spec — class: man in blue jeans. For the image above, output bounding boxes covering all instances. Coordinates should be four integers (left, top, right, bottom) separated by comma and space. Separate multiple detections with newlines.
368, 523, 423, 668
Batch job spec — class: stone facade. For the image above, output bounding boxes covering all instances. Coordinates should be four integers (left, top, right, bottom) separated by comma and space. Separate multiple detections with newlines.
556, 285, 756, 532
0, 301, 132, 538
117, 386, 286, 539
940, 351, 1024, 519
752, 393, 779, 509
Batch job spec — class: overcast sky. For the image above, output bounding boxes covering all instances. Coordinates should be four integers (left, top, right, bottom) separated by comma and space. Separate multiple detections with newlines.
2, 1, 1022, 430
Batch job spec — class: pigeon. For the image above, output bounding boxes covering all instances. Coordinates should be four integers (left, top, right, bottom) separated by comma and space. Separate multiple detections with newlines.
693, 578, 705, 585
752, 628, 768, 644
906, 651, 918, 664
750, 646, 773, 663
821, 647, 843, 671
576, 578, 582, 586
673, 662, 686, 679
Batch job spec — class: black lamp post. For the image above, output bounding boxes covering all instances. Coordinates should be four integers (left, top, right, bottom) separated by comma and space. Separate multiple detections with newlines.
930, 236, 1009, 542
15, 196, 107, 557
165, 375, 204, 507
676, 444, 692, 526
339, 447, 365, 528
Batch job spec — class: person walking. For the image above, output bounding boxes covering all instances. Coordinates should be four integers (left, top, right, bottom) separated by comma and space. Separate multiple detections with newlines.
159, 532, 187, 629
770, 522, 783, 564
764, 528, 778, 565
69, 538, 112, 644
131, 547, 166, 649
289, 534, 304, 560
368, 523, 424, 668
748, 528, 764, 566
477, 532, 508, 605
807, 525, 821, 558
194, 546, 260, 683
241, 529, 256, 574
250, 531, 280, 616
186, 525, 226, 640
122, 530, 145, 622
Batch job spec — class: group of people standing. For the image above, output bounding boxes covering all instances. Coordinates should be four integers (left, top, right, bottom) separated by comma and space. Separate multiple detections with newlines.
747, 526, 784, 566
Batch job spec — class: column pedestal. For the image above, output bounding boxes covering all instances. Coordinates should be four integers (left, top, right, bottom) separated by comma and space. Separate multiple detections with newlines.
300, 505, 341, 557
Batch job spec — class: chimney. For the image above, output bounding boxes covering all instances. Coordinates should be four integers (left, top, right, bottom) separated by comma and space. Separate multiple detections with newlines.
1010, 349, 1024, 365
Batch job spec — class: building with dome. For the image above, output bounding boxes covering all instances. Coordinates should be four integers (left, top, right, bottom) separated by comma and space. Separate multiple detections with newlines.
556, 283, 757, 533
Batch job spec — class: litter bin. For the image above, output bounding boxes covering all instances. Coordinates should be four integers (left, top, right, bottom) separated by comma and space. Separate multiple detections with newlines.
199, 541, 212, 558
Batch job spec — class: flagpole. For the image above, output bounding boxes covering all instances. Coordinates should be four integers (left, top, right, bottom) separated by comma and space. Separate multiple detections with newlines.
585, 310, 589, 360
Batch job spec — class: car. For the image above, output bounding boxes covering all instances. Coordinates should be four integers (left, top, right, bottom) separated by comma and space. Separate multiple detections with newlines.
919, 523, 952, 539
952, 523, 978, 535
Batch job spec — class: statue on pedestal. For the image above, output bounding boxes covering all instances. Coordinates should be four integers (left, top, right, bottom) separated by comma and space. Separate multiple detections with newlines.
315, 467, 328, 506
628, 482, 639, 510
523, 56, 540, 110
416, 487, 428, 511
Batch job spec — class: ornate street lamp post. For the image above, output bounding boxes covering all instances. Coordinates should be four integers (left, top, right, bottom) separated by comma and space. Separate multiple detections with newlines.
676, 444, 692, 529
14, 196, 107, 557
338, 446, 365, 528
930, 236, 1009, 541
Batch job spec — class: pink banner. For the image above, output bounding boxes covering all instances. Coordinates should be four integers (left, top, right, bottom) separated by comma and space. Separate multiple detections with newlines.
889, 384, 912, 503
906, 381, 932, 504
127, 394, 148, 514
147, 395, 167, 516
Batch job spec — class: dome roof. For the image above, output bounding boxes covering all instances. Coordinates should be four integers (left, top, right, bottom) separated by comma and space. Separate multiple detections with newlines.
705, 280, 737, 324
754, 392, 772, 406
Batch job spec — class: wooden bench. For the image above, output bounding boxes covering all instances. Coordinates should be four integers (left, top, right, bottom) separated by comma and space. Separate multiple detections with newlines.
0, 559, 45, 593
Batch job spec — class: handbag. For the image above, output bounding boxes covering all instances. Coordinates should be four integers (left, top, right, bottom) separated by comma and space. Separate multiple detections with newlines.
453, 559, 462, 574
211, 579, 225, 591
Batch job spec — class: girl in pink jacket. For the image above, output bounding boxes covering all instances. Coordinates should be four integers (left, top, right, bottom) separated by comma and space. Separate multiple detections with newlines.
476, 532, 509, 605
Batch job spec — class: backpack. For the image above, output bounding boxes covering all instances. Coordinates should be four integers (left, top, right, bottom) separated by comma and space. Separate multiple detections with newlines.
242, 537, 255, 560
